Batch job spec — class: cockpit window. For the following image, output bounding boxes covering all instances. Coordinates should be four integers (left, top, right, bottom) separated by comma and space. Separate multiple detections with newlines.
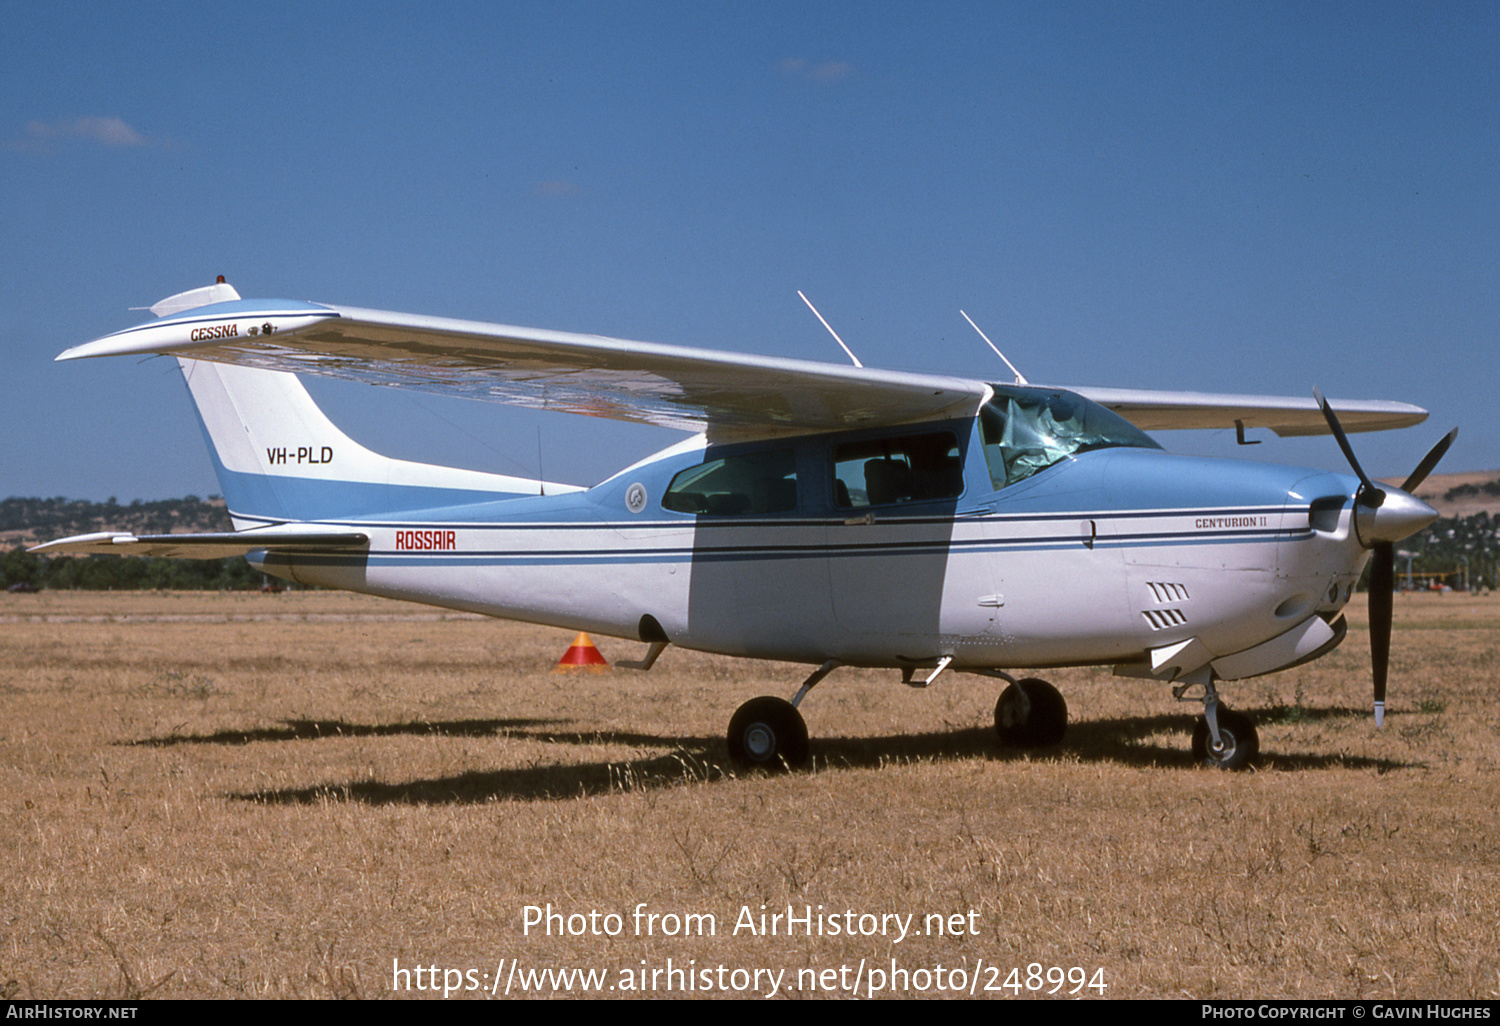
979, 385, 1161, 489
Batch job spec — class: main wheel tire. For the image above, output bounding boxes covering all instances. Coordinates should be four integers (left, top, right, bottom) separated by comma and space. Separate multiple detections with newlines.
1191, 708, 1259, 770
994, 678, 1067, 748
727, 696, 810, 771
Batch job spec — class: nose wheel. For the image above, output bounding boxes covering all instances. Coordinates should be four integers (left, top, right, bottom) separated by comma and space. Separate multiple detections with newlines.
1191, 708, 1258, 770
1173, 674, 1259, 770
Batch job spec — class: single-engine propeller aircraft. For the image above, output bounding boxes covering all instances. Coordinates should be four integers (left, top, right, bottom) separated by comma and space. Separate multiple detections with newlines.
36, 280, 1457, 770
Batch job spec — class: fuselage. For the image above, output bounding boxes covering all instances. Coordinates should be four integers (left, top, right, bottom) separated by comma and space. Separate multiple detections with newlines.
250, 387, 1374, 679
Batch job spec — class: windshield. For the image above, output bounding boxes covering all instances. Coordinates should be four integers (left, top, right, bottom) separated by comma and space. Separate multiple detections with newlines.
979, 385, 1162, 489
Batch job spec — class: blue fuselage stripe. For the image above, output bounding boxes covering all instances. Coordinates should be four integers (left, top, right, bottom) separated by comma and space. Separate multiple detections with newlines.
259, 518, 1305, 570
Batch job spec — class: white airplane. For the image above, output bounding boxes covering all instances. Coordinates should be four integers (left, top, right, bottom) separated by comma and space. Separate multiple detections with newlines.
35, 280, 1456, 771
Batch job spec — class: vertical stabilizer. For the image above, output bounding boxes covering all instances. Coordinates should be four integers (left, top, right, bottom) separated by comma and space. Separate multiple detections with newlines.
149, 280, 242, 317
178, 359, 567, 526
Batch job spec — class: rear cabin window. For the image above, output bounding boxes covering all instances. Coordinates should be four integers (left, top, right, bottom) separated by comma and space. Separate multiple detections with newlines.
832, 431, 963, 508
661, 449, 798, 515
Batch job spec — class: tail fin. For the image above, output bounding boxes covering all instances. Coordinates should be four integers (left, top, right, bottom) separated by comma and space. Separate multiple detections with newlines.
180, 358, 562, 525
149, 279, 242, 317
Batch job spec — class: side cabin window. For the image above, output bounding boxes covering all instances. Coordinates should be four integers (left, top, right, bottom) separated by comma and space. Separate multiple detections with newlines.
979, 385, 1162, 490
662, 448, 798, 515
832, 431, 963, 508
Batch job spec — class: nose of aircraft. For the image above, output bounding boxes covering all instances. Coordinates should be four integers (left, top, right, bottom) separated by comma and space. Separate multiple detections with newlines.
1355, 487, 1440, 548
1313, 387, 1458, 728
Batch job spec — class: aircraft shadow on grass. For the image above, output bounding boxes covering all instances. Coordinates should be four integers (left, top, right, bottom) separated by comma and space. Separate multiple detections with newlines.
131, 717, 572, 747
118, 705, 1414, 805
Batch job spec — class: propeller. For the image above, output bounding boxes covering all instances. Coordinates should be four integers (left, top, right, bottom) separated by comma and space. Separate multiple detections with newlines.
1314, 389, 1455, 727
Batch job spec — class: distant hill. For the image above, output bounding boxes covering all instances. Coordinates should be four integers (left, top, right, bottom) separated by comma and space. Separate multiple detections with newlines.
1393, 470, 1500, 518
0, 495, 233, 547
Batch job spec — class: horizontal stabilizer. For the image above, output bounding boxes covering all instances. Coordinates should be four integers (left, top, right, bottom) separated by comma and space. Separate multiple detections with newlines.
29, 525, 369, 560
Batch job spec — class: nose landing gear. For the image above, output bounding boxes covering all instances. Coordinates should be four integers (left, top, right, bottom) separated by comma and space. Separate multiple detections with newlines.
1190, 708, 1258, 770
1176, 674, 1259, 770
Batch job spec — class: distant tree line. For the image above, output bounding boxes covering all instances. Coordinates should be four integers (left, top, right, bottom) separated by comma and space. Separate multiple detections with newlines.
2, 496, 262, 591
1444, 480, 1500, 501
1, 495, 231, 539
1399, 511, 1498, 591
2, 547, 264, 591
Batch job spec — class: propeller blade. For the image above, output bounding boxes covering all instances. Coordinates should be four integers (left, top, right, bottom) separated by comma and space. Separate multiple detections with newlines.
1314, 387, 1386, 506
1369, 541, 1394, 727
1313, 388, 1385, 506
1401, 428, 1459, 493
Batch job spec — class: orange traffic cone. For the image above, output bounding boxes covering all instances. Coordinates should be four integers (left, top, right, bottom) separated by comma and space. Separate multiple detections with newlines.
554, 632, 609, 671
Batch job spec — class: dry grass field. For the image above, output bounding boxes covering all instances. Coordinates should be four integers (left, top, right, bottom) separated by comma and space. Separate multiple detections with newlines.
2, 588, 1497, 1000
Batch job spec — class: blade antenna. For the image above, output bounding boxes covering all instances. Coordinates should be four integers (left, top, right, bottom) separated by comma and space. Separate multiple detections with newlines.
797, 291, 862, 368
960, 310, 1028, 385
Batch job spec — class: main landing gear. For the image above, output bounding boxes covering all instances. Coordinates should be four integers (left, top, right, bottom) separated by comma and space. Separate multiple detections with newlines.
726, 696, 808, 770
725, 660, 837, 772
993, 676, 1068, 748
724, 662, 1073, 772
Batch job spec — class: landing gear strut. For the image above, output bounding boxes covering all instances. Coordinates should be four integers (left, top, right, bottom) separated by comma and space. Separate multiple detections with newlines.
725, 660, 837, 772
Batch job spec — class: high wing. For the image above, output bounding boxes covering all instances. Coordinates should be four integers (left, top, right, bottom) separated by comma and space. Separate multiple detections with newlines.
58, 299, 990, 442
56, 292, 1427, 439
29, 525, 369, 559
1066, 385, 1426, 436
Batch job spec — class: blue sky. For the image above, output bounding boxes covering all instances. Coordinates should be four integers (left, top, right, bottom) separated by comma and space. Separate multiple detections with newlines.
4, 1, 1496, 501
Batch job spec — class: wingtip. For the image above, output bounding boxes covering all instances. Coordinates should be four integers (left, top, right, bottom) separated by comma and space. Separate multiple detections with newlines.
55, 339, 119, 362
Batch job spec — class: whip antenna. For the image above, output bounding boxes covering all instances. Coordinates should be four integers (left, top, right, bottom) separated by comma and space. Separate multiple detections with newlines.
798, 291, 863, 368
961, 310, 1028, 385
